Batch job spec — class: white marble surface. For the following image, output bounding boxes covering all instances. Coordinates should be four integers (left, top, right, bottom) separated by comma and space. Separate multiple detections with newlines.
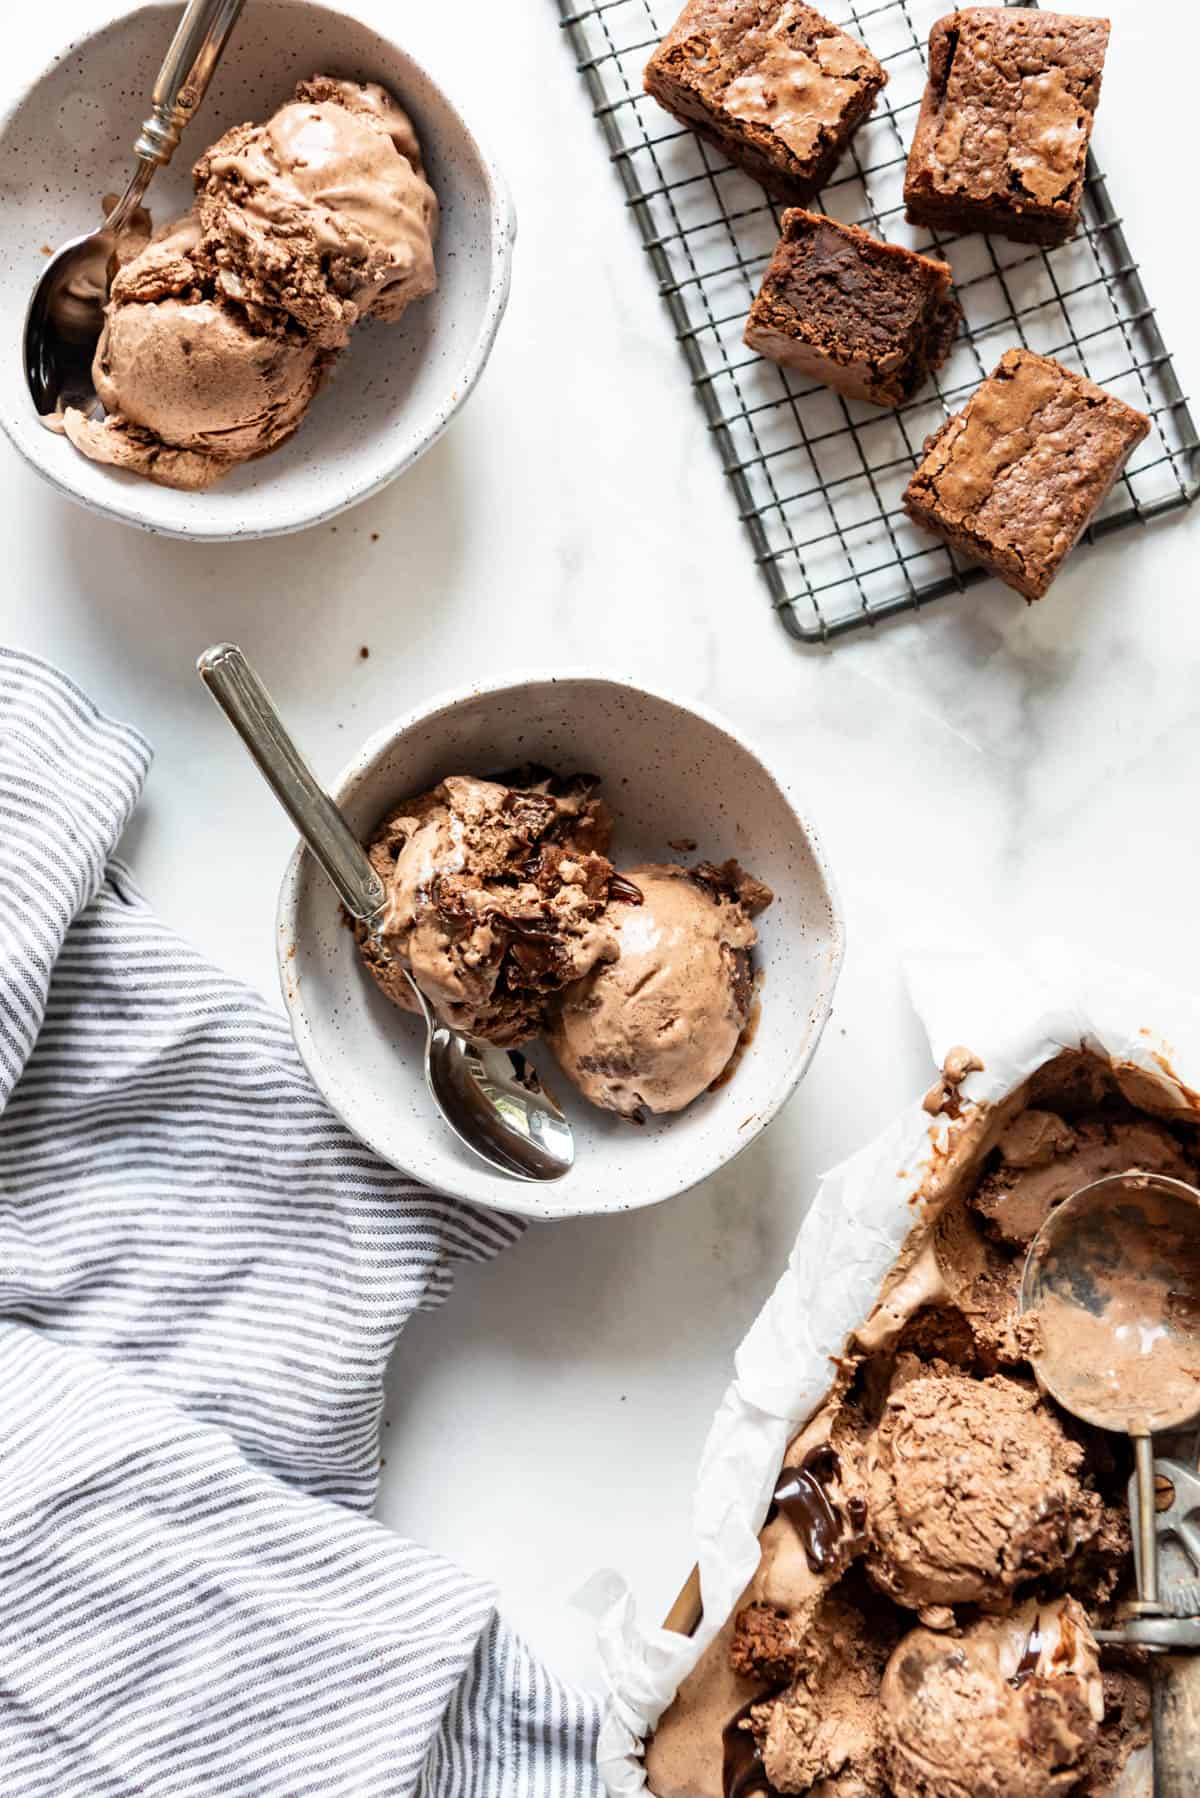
4, 0, 1199, 1694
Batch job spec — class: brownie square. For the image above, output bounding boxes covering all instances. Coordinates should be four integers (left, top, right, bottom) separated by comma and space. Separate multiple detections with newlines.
744, 209, 961, 407
903, 349, 1149, 599
903, 8, 1110, 247
644, 0, 887, 205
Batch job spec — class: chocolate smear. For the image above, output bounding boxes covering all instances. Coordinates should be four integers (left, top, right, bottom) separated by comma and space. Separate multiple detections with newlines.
722, 1699, 777, 1798
771, 1445, 853, 1574
608, 873, 644, 905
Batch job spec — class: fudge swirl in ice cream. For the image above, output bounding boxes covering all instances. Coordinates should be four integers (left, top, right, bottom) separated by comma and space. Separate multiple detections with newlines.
880, 1597, 1106, 1798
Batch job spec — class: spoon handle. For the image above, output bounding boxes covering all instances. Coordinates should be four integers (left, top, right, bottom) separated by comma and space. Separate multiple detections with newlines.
197, 644, 386, 923
1153, 1656, 1200, 1797
134, 0, 247, 166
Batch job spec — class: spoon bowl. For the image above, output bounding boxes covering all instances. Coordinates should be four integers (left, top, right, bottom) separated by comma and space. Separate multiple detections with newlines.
24, 0, 246, 418
24, 192, 140, 418
276, 672, 843, 1218
426, 1025, 574, 1182
0, 0, 516, 541
197, 643, 574, 1183
1020, 1172, 1200, 1437
1021, 1169, 1200, 1627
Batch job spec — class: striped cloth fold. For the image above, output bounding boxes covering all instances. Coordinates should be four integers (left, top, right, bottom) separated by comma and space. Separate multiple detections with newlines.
0, 649, 602, 1797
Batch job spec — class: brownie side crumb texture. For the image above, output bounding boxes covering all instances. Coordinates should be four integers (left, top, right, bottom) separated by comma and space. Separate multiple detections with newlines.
644, 0, 887, 204
744, 208, 961, 406
903, 349, 1149, 601
903, 8, 1110, 246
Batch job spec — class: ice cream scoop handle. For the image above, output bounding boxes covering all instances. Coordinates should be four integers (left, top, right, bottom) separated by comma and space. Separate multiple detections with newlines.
1153, 1655, 1200, 1796
133, 0, 247, 166
1135, 1432, 1161, 1608
196, 644, 386, 924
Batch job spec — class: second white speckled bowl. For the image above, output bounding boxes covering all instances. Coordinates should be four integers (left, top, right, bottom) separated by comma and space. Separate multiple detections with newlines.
0, 1, 514, 539
276, 675, 845, 1220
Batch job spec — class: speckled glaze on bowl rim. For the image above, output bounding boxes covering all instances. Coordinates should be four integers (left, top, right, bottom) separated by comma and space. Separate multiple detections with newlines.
0, 0, 516, 540
275, 672, 846, 1221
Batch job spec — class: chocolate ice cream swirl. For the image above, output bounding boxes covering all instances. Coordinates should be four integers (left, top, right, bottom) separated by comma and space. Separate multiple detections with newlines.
645, 1059, 1182, 1798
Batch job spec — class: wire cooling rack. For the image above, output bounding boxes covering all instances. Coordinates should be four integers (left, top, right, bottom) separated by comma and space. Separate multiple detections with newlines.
558, 0, 1200, 641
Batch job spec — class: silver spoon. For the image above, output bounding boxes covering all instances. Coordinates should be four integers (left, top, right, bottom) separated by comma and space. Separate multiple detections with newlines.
26, 0, 246, 418
1020, 1171, 1200, 1789
196, 644, 574, 1184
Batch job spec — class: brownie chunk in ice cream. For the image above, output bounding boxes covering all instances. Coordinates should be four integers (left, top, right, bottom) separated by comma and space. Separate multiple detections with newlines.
359, 774, 619, 1047
61, 77, 437, 490
745, 1595, 892, 1794
644, 0, 887, 205
548, 861, 772, 1118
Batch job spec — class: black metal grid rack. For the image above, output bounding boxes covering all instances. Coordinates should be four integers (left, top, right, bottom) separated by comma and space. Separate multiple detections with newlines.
557, 0, 1199, 641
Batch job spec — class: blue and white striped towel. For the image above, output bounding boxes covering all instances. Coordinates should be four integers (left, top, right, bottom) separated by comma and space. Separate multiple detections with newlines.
0, 649, 602, 1797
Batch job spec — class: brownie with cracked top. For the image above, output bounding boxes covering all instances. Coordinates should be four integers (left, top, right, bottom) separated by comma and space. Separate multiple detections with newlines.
904, 8, 1110, 247
644, 0, 887, 204
744, 209, 961, 406
903, 349, 1149, 601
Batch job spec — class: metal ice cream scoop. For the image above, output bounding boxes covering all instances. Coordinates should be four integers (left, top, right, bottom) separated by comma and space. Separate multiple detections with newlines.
25, 0, 246, 417
1020, 1171, 1200, 1794
197, 644, 574, 1184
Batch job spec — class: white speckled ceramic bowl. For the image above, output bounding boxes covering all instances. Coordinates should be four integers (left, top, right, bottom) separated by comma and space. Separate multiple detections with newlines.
276, 675, 845, 1220
0, 1, 514, 539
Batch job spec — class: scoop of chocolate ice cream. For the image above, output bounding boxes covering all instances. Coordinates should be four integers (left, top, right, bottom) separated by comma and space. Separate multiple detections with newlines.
748, 1596, 891, 1796
195, 76, 438, 350
359, 773, 618, 1046
547, 860, 771, 1118
862, 1369, 1102, 1613
62, 217, 329, 491
880, 1598, 1104, 1798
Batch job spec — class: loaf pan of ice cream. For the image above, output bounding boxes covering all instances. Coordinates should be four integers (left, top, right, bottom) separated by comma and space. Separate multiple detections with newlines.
596, 939, 1200, 1798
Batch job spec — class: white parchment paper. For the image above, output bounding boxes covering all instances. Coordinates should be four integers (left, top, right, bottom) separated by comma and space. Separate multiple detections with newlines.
597, 937, 1200, 1795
